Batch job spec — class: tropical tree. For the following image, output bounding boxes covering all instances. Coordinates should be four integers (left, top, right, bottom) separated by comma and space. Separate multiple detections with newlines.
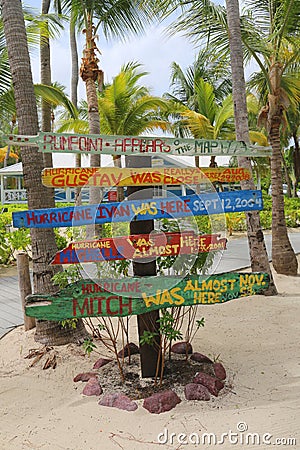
60, 0, 155, 214
0, 0, 88, 344
225, 0, 277, 292
165, 50, 232, 167
60, 62, 170, 135
157, 0, 300, 275
58, 61, 170, 201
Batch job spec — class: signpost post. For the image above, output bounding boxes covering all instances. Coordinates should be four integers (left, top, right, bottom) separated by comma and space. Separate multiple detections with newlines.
125, 154, 160, 378
5, 131, 270, 380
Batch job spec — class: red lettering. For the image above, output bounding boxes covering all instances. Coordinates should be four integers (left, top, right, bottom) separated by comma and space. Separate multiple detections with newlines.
68, 136, 78, 150
49, 212, 57, 223
78, 136, 87, 151
73, 298, 90, 316
26, 211, 36, 225
119, 297, 132, 315
183, 199, 191, 212
106, 296, 119, 315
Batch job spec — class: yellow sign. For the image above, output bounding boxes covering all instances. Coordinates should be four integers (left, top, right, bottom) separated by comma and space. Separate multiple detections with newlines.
42, 167, 251, 188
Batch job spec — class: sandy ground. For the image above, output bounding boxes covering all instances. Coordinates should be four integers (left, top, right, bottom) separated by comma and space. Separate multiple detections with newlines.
0, 260, 299, 450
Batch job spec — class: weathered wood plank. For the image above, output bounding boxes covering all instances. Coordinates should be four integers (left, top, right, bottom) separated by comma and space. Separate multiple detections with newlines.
50, 232, 227, 264
41, 167, 251, 187
2, 132, 272, 157
13, 190, 263, 229
25, 272, 270, 319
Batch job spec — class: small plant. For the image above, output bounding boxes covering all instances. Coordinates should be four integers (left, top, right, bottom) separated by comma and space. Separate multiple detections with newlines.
51, 265, 82, 289
7, 228, 31, 251
54, 229, 68, 250
140, 330, 158, 346
158, 311, 183, 342
82, 338, 97, 357
60, 318, 78, 330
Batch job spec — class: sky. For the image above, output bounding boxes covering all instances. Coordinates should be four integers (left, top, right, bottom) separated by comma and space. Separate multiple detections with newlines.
27, 0, 228, 167
28, 0, 225, 99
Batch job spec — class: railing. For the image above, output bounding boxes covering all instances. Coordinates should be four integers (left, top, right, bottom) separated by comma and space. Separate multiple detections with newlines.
1, 188, 90, 204
1, 186, 188, 204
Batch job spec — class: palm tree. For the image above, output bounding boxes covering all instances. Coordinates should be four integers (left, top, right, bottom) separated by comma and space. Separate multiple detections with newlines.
225, 0, 277, 292
0, 0, 88, 345
60, 0, 155, 216
165, 50, 232, 167
160, 0, 300, 275
59, 61, 170, 200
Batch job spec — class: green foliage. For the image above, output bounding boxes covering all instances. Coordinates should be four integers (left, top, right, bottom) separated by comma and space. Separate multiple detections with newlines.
196, 317, 205, 329
225, 213, 246, 235
7, 228, 31, 251
82, 338, 97, 357
51, 265, 82, 289
158, 311, 183, 342
0, 236, 12, 265
156, 218, 217, 275
140, 330, 158, 346
259, 211, 272, 229
60, 318, 78, 330
54, 229, 68, 250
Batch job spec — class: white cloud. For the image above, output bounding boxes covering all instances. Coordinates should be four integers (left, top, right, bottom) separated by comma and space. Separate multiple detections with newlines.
31, 23, 196, 99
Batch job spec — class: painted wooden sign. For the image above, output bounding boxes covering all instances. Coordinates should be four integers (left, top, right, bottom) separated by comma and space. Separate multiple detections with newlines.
25, 272, 270, 319
41, 167, 251, 188
50, 232, 227, 265
3, 132, 272, 157
13, 189, 263, 229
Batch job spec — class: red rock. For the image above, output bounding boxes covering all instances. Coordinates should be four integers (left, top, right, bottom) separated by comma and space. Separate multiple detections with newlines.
143, 390, 181, 414
99, 393, 138, 411
82, 377, 102, 396
184, 383, 210, 401
193, 372, 224, 397
190, 352, 213, 364
117, 342, 139, 358
213, 362, 226, 380
93, 358, 112, 369
73, 372, 98, 382
171, 341, 193, 355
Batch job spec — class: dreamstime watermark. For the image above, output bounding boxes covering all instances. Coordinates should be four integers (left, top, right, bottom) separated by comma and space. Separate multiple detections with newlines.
157, 422, 297, 446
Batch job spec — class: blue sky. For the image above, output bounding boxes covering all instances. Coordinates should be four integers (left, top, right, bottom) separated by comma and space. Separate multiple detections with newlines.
27, 0, 225, 101
26, 0, 228, 167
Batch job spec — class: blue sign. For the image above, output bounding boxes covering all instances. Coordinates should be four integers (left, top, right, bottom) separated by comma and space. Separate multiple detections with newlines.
12, 190, 263, 229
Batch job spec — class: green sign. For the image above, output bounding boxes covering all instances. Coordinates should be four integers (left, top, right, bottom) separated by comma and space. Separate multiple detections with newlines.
3, 132, 271, 157
25, 272, 270, 320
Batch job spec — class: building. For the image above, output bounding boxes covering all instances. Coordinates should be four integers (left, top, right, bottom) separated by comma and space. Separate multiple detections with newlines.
0, 156, 198, 205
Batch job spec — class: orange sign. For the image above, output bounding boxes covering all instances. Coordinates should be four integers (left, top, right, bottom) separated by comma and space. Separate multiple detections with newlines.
42, 167, 251, 188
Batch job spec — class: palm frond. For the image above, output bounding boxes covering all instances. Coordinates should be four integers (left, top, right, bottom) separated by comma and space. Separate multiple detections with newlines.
33, 84, 78, 118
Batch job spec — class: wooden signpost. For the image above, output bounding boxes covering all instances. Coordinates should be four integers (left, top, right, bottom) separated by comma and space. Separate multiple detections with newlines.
41, 166, 251, 187
50, 232, 227, 264
25, 272, 270, 320
8, 129, 269, 379
12, 189, 263, 229
3, 132, 272, 157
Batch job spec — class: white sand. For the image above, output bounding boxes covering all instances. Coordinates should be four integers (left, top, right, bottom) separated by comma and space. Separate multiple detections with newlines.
0, 263, 299, 450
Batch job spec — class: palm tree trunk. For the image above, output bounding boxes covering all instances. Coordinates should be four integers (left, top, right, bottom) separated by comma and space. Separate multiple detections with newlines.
1, 0, 88, 344
80, 15, 102, 237
225, 0, 277, 293
41, 0, 53, 170
269, 121, 298, 274
70, 10, 82, 205
292, 131, 300, 190
266, 61, 298, 274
